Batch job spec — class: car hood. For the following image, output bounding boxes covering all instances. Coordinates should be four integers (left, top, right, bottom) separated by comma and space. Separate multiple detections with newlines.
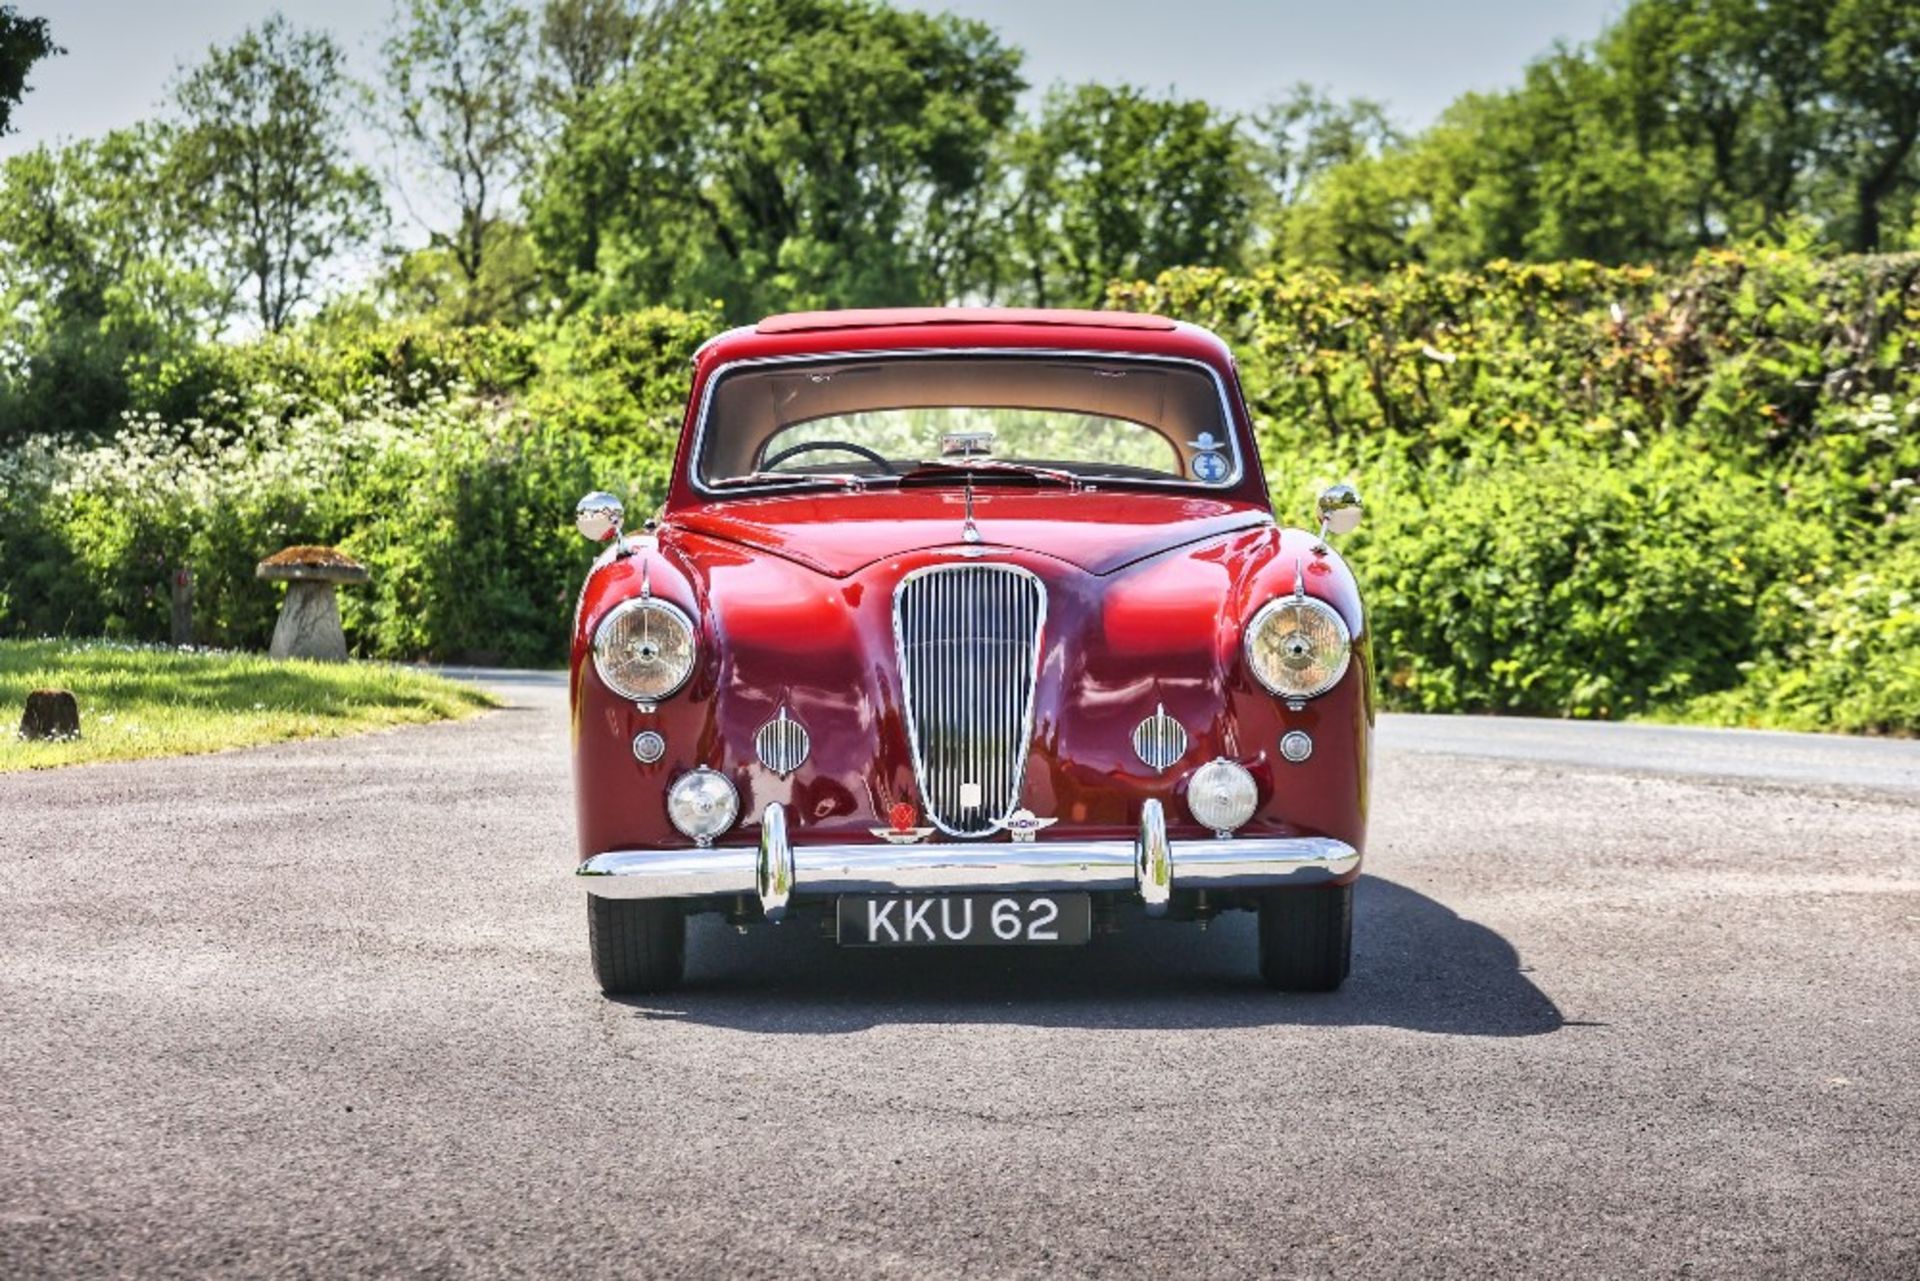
670, 487, 1273, 578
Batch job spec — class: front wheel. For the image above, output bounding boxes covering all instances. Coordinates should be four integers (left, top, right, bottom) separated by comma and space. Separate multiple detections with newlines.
1258, 882, 1352, 992
588, 895, 686, 995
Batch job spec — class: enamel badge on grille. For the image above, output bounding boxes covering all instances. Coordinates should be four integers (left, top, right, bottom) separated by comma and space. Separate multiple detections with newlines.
754, 707, 810, 776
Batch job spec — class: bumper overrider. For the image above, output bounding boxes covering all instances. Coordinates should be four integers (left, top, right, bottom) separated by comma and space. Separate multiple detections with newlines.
576, 799, 1360, 921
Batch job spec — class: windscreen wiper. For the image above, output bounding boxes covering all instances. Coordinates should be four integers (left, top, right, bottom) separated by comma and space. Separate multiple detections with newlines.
708, 471, 870, 491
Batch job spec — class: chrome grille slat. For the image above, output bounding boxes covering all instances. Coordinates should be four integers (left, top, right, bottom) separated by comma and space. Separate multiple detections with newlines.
894, 564, 1046, 838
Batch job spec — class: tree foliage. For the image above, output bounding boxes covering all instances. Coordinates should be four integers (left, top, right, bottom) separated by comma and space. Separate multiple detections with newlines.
0, 126, 220, 439
172, 16, 384, 333
0, 4, 58, 137
384, 0, 550, 324
1003, 84, 1251, 308
1280, 0, 1920, 269
529, 0, 1023, 318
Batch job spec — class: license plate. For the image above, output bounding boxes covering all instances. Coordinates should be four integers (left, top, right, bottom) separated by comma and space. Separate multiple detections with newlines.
837, 893, 1092, 947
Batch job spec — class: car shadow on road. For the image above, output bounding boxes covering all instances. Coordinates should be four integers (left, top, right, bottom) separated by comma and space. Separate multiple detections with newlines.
616, 875, 1563, 1036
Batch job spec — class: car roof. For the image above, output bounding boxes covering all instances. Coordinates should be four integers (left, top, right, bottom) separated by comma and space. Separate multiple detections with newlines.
693, 307, 1231, 370
755, 307, 1178, 335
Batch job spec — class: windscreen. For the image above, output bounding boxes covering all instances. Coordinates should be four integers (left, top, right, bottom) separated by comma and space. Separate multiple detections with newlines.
696, 354, 1239, 489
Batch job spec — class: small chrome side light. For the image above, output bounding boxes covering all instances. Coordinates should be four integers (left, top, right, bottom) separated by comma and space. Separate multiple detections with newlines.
576, 491, 625, 544
754, 707, 810, 776
1280, 730, 1314, 763
632, 730, 666, 764
1131, 704, 1188, 772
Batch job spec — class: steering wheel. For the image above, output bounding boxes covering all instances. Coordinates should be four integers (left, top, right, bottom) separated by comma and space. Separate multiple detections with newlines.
762, 439, 895, 474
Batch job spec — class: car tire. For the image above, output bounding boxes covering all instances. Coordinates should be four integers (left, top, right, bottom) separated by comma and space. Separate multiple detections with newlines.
588, 895, 686, 995
1257, 882, 1352, 992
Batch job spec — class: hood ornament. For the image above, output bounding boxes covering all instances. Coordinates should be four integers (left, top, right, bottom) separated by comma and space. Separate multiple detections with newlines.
991, 808, 1058, 843
961, 476, 982, 545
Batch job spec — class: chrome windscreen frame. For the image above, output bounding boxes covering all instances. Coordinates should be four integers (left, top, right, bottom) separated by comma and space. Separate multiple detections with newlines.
684, 348, 1248, 499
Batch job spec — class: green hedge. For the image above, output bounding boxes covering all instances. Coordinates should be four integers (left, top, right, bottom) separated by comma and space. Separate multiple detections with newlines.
0, 307, 714, 665
1112, 249, 1919, 731
2, 248, 1916, 731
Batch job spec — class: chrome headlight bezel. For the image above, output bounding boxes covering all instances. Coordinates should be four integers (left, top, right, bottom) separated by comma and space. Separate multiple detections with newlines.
591, 597, 698, 703
1243, 594, 1352, 700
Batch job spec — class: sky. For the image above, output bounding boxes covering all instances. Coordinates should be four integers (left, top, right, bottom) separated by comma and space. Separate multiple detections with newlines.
5, 0, 1626, 159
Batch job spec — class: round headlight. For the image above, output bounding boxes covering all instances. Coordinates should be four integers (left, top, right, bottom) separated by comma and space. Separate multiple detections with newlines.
592, 598, 697, 702
666, 768, 739, 845
1187, 758, 1258, 834
1244, 595, 1351, 700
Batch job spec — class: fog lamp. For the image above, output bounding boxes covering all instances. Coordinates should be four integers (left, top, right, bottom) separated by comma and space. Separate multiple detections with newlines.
1186, 758, 1258, 835
666, 768, 739, 846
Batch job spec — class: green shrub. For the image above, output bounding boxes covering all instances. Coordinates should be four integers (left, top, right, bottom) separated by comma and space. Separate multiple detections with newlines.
0, 306, 715, 663
1319, 442, 1814, 718
1678, 518, 1920, 733
1122, 246, 1920, 731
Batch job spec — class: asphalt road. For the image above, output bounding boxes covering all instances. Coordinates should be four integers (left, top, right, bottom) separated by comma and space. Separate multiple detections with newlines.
3, 674, 1918, 1278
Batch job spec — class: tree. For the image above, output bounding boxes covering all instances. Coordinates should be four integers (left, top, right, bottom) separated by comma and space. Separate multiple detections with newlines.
1825, 0, 1920, 250
1246, 85, 1402, 266
172, 16, 384, 333
1277, 0, 1920, 270
1605, 0, 1828, 242
384, 0, 540, 321
530, 0, 1022, 319
537, 0, 690, 114
1005, 84, 1252, 307
381, 219, 544, 322
0, 127, 219, 437
0, 5, 58, 137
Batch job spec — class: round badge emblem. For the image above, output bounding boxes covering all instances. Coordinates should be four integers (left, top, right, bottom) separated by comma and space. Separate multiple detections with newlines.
1191, 451, 1229, 483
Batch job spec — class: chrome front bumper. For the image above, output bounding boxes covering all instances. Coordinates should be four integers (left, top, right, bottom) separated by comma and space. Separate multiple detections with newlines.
576, 800, 1359, 921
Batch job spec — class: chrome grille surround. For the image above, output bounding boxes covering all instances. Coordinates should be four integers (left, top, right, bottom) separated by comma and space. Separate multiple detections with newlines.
1131, 703, 1188, 772
893, 563, 1048, 838
754, 707, 810, 776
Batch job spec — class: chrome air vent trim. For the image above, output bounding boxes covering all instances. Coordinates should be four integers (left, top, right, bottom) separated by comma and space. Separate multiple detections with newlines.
754, 707, 810, 776
1131, 704, 1188, 772
892, 563, 1047, 838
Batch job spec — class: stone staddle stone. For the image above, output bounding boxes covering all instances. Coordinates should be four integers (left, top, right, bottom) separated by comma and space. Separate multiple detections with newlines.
268, 579, 349, 661
19, 688, 81, 740
256, 547, 370, 663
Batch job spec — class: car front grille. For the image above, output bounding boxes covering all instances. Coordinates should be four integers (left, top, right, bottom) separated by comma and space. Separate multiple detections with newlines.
893, 564, 1047, 837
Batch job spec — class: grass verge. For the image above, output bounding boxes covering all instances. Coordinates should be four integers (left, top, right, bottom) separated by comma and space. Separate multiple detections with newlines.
1, 639, 497, 771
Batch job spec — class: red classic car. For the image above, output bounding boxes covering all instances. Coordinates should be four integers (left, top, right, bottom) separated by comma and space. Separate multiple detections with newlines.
570, 308, 1370, 994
